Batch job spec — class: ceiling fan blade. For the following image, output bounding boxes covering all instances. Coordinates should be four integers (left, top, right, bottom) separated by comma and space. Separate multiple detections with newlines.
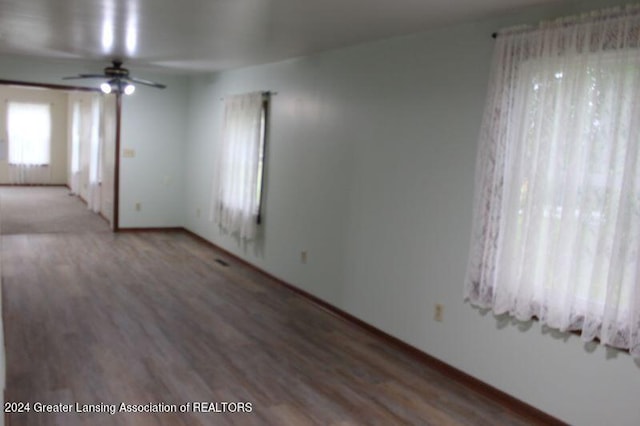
62, 74, 109, 80
62, 62, 167, 91
127, 76, 167, 89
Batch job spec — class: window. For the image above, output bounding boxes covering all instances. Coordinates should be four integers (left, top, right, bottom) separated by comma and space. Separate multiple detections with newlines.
212, 92, 269, 239
7, 102, 52, 166
465, 6, 640, 356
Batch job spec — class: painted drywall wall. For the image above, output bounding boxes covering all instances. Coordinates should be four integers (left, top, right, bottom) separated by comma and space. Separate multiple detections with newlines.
183, 1, 640, 425
119, 72, 189, 228
0, 56, 189, 228
0, 86, 68, 184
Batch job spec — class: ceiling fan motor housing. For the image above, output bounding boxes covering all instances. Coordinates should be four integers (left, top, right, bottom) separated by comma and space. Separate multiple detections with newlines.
104, 61, 130, 78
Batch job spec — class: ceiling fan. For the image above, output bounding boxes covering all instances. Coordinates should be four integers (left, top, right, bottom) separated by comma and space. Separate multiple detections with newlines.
63, 60, 166, 95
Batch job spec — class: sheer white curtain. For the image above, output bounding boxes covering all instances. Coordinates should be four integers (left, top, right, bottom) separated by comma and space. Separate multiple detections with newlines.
87, 96, 102, 213
466, 5, 640, 356
69, 100, 82, 194
7, 102, 52, 184
211, 92, 265, 240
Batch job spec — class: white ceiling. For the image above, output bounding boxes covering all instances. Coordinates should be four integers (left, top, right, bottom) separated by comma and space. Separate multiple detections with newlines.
0, 0, 556, 73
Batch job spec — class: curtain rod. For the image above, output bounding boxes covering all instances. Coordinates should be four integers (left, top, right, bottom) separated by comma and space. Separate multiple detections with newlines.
219, 91, 277, 101
490, 5, 640, 40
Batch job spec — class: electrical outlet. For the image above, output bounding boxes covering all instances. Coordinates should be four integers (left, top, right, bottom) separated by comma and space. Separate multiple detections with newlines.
434, 304, 444, 322
196, 208, 201, 218
300, 250, 308, 264
135, 202, 141, 212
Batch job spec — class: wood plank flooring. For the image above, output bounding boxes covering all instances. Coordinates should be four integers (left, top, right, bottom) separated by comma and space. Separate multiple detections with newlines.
2, 188, 536, 425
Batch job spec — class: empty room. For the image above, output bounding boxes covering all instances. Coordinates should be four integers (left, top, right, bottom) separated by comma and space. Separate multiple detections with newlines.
0, 0, 638, 425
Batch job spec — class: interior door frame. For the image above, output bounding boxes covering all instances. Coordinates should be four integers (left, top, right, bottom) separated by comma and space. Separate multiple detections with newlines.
0, 79, 122, 231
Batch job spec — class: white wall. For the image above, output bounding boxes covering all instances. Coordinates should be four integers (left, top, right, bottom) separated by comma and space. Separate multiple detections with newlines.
183, 1, 640, 425
118, 72, 189, 228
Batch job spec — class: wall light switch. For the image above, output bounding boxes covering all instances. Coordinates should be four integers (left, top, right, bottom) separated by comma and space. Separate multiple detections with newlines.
434, 304, 444, 322
123, 148, 135, 158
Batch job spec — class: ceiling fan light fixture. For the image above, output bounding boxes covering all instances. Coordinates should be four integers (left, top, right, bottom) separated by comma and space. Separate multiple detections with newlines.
124, 83, 136, 95
100, 82, 112, 94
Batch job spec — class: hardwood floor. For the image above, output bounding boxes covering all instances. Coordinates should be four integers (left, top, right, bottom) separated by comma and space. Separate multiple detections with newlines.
2, 188, 538, 425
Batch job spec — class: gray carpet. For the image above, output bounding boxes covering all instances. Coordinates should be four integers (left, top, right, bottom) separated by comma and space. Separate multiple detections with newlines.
0, 187, 111, 235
